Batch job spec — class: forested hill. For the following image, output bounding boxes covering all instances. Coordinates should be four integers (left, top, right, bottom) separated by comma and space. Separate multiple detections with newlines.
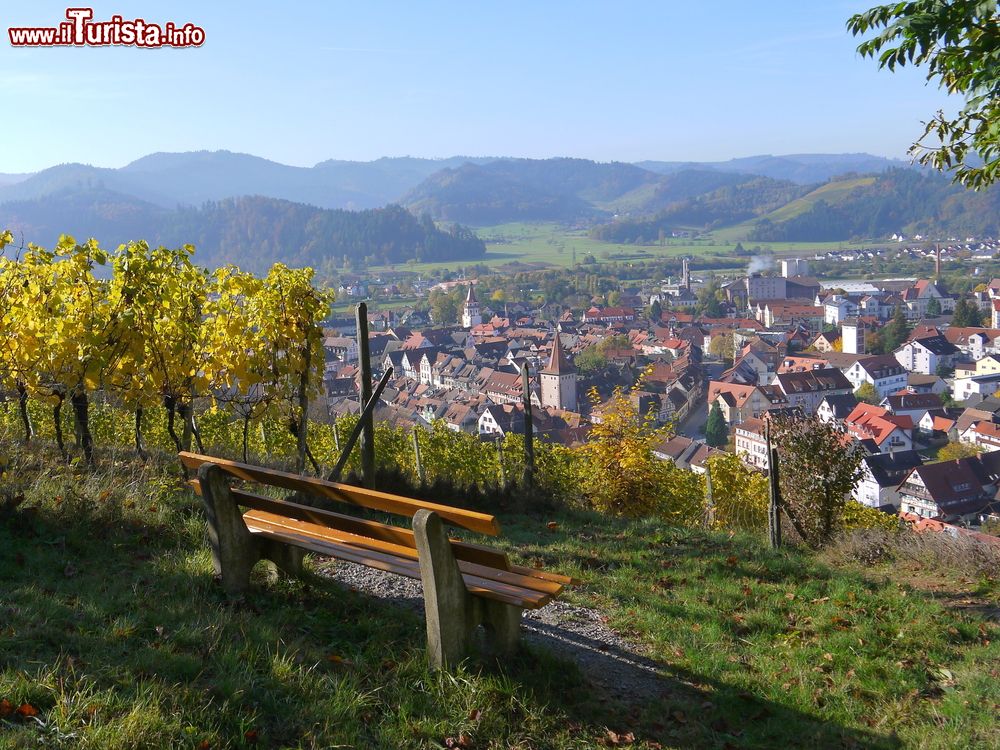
0, 190, 485, 273
401, 158, 757, 223
590, 177, 809, 242
746, 169, 1000, 241
591, 169, 1000, 243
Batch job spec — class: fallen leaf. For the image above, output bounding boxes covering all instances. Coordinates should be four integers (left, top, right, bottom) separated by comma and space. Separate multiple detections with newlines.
16, 703, 38, 718
810, 596, 830, 604
546, 521, 558, 531
243, 729, 258, 744
0, 699, 13, 717
468, 708, 482, 722
725, 555, 738, 567
197, 741, 211, 750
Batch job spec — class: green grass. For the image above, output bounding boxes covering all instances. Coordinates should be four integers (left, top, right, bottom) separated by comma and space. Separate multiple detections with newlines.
2, 447, 998, 748
765, 177, 877, 224
362, 221, 868, 275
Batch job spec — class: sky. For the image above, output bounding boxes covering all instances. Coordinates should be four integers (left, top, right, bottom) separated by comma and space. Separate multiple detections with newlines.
0, 1, 957, 173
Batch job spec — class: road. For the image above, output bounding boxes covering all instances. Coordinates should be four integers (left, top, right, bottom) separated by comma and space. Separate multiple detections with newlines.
677, 361, 725, 440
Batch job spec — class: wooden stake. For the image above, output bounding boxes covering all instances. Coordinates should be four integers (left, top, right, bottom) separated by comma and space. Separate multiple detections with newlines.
766, 421, 782, 549
356, 302, 374, 486
412, 427, 425, 484
520, 364, 534, 488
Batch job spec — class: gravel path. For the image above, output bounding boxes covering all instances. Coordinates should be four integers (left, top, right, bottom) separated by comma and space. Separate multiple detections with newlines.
317, 560, 670, 706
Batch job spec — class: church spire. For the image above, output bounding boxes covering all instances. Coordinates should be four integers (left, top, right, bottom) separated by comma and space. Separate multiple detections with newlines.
543, 332, 575, 375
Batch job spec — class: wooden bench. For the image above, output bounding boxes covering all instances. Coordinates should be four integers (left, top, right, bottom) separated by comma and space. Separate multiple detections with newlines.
179, 451, 573, 669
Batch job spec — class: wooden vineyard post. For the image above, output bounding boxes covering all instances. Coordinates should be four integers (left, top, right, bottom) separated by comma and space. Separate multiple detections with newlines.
520, 363, 534, 488
412, 427, 425, 484
704, 463, 716, 529
356, 302, 375, 486
766, 421, 782, 549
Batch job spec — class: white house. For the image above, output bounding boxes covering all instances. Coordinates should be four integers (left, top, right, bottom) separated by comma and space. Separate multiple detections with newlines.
734, 417, 770, 471
824, 295, 858, 326
843, 355, 909, 399
854, 450, 924, 509
894, 335, 959, 375
953, 373, 1000, 403
817, 393, 859, 424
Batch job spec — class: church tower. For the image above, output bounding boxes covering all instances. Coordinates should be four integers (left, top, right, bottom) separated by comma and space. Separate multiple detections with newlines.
462, 283, 481, 328
540, 332, 577, 411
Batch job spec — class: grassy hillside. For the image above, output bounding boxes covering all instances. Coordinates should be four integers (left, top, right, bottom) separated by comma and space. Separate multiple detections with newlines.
762, 176, 878, 223
2, 445, 998, 748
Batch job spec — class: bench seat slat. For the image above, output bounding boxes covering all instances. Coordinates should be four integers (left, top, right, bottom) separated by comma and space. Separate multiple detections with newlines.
508, 564, 580, 587
246, 523, 552, 609
188, 479, 512, 571
180, 451, 500, 536
244, 510, 563, 597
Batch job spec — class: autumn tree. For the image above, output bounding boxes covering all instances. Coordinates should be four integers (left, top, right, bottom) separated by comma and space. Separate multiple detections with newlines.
429, 288, 460, 325
937, 440, 980, 462
202, 267, 269, 462
253, 264, 334, 472
577, 387, 703, 522
108, 241, 211, 457
14, 237, 129, 465
854, 381, 880, 405
705, 451, 769, 532
708, 331, 734, 364
849, 1, 1000, 188
771, 413, 865, 548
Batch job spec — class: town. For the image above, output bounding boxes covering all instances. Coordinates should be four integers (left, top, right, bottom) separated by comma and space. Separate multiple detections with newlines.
320, 250, 1000, 534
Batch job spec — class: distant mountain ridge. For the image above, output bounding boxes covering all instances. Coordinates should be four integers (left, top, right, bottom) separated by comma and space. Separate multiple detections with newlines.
1, 151, 908, 211
2, 150, 991, 258
0, 152, 503, 211
635, 153, 911, 185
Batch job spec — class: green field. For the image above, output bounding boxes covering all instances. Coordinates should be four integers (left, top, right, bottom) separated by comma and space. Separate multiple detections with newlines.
364, 222, 863, 276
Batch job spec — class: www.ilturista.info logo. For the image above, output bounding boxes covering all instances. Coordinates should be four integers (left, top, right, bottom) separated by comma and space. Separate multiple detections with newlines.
8, 8, 204, 48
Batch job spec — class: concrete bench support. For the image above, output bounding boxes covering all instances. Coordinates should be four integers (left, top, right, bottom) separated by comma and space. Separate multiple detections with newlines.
413, 509, 523, 669
198, 462, 304, 593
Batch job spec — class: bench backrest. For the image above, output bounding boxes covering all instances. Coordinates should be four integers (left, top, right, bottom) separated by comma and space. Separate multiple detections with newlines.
179, 451, 501, 536
187, 477, 513, 571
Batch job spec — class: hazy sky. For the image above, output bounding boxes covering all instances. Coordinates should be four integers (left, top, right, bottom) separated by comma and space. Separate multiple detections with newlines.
0, 1, 956, 172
